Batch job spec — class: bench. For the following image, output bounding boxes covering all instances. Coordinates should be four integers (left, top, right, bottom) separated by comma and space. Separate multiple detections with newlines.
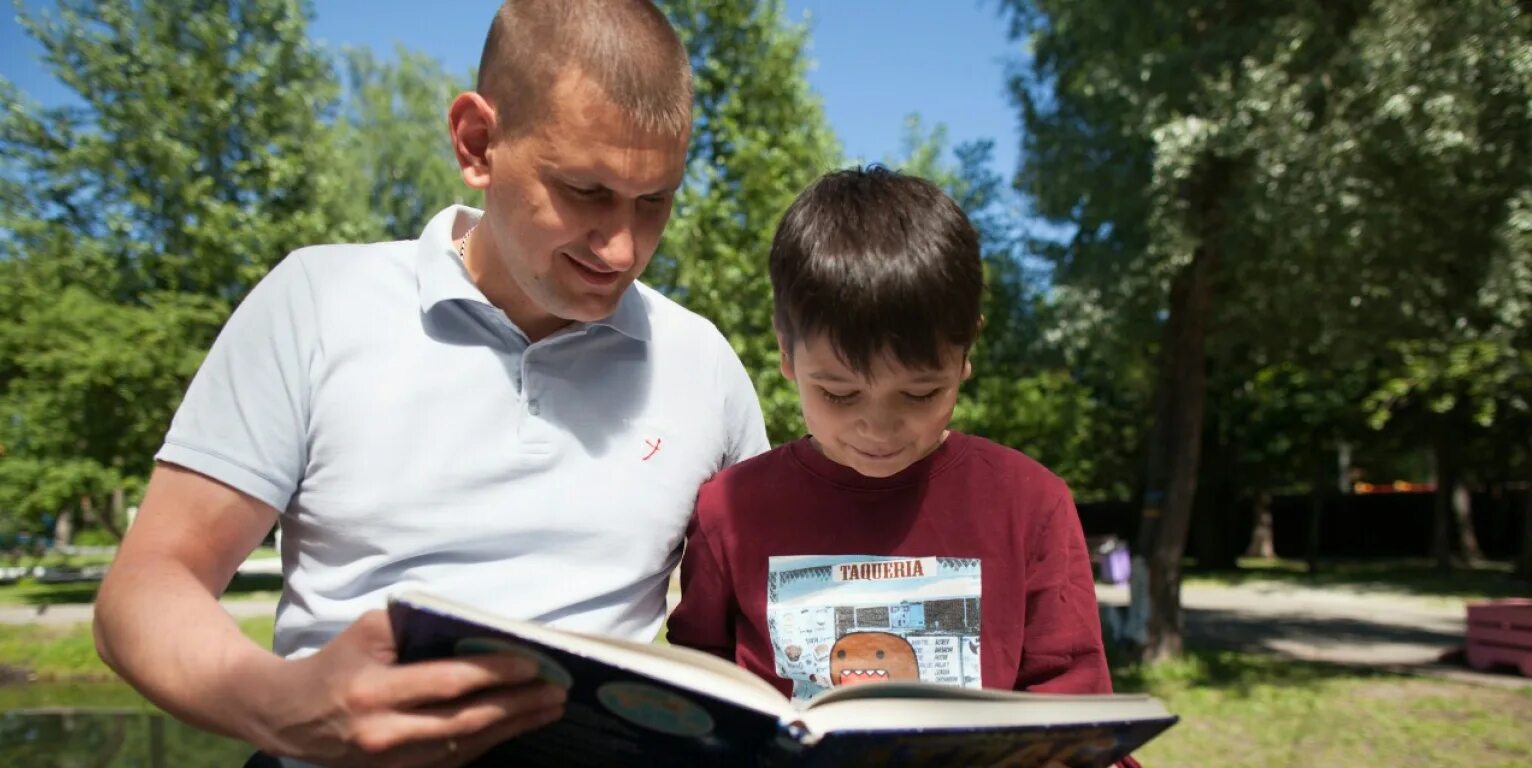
1465, 598, 1532, 678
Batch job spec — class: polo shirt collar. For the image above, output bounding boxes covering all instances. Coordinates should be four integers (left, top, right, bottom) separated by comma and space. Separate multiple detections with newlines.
414, 205, 651, 342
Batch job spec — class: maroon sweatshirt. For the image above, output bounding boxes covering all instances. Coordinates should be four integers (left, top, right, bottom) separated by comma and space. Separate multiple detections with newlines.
667, 433, 1142, 766
668, 431, 1116, 695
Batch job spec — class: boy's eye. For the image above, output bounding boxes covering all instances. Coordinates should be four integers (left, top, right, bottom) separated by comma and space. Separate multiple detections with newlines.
820, 388, 859, 405
905, 389, 941, 402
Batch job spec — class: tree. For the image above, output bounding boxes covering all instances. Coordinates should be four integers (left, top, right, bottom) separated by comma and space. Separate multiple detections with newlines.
1345, 0, 1532, 571
1003, 0, 1325, 661
1000, 0, 1532, 658
658, 0, 842, 444
887, 116, 1135, 500
337, 45, 480, 241
1, 0, 365, 537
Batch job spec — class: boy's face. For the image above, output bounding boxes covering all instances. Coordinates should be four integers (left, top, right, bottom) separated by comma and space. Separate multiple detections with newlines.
781, 334, 970, 478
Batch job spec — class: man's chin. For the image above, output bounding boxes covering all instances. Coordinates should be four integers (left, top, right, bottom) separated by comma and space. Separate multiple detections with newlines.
553, 292, 627, 324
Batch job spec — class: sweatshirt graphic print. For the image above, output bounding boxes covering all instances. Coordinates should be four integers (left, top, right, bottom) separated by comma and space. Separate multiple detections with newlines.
766, 554, 982, 702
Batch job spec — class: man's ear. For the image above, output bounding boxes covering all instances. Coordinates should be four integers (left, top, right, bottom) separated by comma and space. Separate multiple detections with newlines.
448, 92, 497, 190
777, 332, 797, 382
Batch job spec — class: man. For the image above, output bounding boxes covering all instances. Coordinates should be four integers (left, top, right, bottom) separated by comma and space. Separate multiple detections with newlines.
92, 2, 768, 766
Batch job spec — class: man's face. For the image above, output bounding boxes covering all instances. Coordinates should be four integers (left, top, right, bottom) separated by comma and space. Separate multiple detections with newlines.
781, 334, 970, 478
480, 69, 687, 333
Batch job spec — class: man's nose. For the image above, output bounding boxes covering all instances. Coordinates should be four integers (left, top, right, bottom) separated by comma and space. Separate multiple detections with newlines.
588, 204, 637, 271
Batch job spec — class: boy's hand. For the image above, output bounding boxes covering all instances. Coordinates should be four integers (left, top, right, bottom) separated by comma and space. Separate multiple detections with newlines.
247, 610, 567, 767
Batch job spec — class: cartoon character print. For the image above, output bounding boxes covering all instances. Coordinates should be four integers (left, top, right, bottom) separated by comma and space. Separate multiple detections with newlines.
770, 607, 835, 683
829, 631, 920, 687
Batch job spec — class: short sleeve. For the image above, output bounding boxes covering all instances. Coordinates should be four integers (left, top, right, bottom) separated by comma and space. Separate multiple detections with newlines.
1014, 486, 1114, 693
155, 253, 318, 513
665, 483, 738, 660
712, 331, 770, 465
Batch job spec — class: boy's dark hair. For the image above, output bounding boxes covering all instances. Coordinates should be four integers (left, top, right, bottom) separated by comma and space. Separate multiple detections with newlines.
770, 166, 983, 375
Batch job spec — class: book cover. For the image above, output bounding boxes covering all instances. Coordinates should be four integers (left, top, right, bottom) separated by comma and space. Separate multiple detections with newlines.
388, 591, 1177, 767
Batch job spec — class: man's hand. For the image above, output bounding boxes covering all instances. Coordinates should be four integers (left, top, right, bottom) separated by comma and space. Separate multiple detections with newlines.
250, 610, 566, 767
93, 465, 566, 768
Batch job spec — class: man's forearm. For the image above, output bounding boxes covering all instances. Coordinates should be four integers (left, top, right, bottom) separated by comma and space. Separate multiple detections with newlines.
94, 560, 284, 743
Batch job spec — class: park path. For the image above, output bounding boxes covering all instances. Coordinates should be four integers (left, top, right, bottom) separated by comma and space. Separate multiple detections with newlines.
5, 556, 1527, 688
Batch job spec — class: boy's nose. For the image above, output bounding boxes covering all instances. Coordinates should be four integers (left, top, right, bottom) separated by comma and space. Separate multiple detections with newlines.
858, 412, 900, 440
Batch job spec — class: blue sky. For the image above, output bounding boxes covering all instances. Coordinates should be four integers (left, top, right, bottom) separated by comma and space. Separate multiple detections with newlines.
2, 1, 1025, 182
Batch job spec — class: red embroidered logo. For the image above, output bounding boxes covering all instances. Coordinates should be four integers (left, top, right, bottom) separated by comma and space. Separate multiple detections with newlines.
642, 438, 663, 461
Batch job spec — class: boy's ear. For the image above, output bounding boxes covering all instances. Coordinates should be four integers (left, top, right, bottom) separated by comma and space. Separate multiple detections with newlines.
449, 92, 497, 190
776, 332, 797, 382
962, 354, 973, 382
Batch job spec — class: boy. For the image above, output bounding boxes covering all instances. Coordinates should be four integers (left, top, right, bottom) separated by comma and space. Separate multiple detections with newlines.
668, 167, 1135, 765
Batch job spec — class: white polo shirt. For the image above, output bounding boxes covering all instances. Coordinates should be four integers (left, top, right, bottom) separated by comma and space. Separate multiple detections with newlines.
158, 205, 770, 657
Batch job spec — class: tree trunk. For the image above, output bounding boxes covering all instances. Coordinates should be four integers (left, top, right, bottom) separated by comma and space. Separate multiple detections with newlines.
1336, 441, 1353, 494
112, 486, 126, 530
1518, 476, 1532, 581
82, 494, 125, 542
52, 508, 74, 549
1452, 482, 1484, 565
1431, 418, 1457, 572
1306, 445, 1326, 575
1245, 491, 1275, 558
1132, 154, 1227, 664
1189, 402, 1237, 570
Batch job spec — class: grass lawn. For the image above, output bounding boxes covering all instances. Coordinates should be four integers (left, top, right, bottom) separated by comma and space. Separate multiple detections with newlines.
1184, 557, 1530, 602
0, 573, 283, 606
0, 616, 274, 688
0, 551, 118, 569
0, 554, 283, 607
3, 617, 1530, 767
1116, 649, 1532, 768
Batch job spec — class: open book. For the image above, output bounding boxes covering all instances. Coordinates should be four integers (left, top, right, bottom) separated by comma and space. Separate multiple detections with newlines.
389, 591, 1177, 767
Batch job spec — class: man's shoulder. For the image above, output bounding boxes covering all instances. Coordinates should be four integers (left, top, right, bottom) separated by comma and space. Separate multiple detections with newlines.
283, 238, 416, 282
629, 281, 730, 349
258, 239, 418, 314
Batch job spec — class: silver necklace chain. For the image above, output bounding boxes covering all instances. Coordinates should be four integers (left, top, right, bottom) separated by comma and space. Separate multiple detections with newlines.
457, 223, 476, 262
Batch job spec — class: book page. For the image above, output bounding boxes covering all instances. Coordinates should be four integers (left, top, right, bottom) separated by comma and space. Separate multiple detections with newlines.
797, 691, 1172, 734
394, 591, 789, 718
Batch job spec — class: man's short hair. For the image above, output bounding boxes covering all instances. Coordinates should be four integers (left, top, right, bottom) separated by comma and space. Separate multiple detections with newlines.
477, 0, 692, 137
770, 166, 984, 376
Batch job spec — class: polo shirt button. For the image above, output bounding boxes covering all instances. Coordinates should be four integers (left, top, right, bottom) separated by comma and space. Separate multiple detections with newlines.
528, 400, 541, 416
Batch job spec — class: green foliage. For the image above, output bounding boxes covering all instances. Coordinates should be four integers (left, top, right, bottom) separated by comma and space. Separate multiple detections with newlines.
0, 0, 365, 537
8, 0, 371, 294
338, 45, 480, 241
885, 116, 1138, 499
1344, 0, 1532, 447
1005, 0, 1532, 491
659, 0, 842, 444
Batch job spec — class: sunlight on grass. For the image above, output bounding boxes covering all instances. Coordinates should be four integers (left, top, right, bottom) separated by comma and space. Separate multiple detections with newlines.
0, 572, 284, 607
0, 617, 274, 683
1183, 558, 1529, 601
1115, 650, 1532, 768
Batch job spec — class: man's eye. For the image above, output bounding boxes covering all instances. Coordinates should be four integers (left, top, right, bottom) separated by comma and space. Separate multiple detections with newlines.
567, 185, 601, 198
639, 193, 669, 205
821, 389, 858, 405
